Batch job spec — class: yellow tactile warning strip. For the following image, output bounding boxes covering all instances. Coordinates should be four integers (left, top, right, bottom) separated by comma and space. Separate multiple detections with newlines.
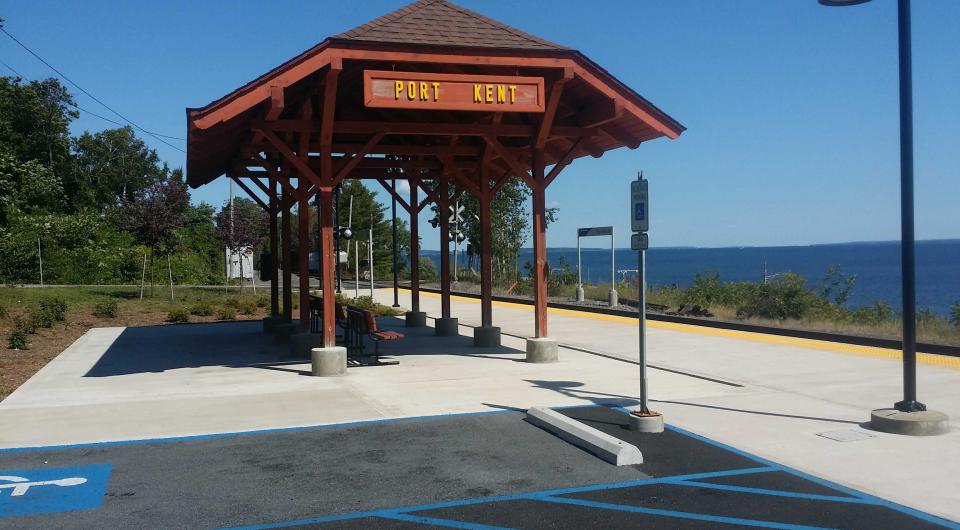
402, 289, 960, 370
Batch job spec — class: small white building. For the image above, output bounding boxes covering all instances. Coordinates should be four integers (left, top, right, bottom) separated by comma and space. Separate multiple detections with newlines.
225, 247, 254, 280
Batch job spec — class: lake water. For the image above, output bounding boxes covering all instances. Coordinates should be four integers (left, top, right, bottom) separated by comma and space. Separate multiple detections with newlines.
427, 240, 960, 315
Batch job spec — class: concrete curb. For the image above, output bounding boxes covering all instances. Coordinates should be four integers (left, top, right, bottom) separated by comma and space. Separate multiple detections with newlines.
525, 406, 643, 466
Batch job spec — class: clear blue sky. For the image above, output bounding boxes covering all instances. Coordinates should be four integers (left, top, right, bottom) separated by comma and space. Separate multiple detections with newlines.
1, 0, 957, 249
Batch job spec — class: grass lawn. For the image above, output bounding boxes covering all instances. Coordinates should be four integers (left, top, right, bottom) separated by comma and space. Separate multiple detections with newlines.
0, 285, 279, 401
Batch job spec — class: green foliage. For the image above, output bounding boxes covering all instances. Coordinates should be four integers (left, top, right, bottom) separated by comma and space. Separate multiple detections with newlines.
189, 301, 213, 316
418, 258, 438, 282
223, 297, 241, 309
455, 176, 531, 282
92, 299, 118, 318
547, 257, 578, 296
818, 265, 856, 306
850, 301, 896, 325
166, 308, 189, 323
69, 126, 167, 211
0, 77, 76, 175
335, 180, 408, 278
14, 315, 35, 335
216, 307, 236, 320
255, 295, 269, 308
29, 308, 54, 330
238, 299, 257, 315
735, 273, 819, 320
950, 301, 960, 328
39, 297, 67, 322
7, 328, 27, 350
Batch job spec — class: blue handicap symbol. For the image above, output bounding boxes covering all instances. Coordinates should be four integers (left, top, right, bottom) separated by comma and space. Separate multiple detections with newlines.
0, 464, 111, 518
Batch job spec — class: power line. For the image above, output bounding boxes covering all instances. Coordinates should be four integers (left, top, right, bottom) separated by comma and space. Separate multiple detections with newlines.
1, 27, 186, 153
2, 56, 186, 141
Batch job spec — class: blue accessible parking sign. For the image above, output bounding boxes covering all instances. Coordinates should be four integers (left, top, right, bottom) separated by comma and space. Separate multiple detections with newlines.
0, 464, 111, 518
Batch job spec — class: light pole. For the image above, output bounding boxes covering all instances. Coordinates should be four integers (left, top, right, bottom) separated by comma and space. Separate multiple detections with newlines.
820, 0, 947, 434
392, 178, 400, 308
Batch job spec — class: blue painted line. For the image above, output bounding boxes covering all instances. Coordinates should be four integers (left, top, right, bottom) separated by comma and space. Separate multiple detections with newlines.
380, 512, 514, 529
527, 466, 776, 498
665, 480, 879, 505
532, 495, 832, 530
0, 464, 112, 518
664, 423, 960, 529
0, 409, 515, 455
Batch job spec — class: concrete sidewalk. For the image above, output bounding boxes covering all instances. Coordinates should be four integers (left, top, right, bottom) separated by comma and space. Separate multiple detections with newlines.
0, 287, 957, 523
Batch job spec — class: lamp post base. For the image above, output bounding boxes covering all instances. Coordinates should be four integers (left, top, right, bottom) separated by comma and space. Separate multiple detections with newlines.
869, 408, 949, 436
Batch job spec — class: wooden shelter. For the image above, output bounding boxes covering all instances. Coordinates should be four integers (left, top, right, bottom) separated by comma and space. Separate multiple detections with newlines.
186, 0, 683, 357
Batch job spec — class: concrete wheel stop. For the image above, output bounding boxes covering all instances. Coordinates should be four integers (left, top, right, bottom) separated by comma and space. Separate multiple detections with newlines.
290, 332, 325, 358
869, 408, 949, 436
405, 311, 427, 328
628, 410, 664, 433
526, 337, 558, 363
435, 317, 459, 336
473, 326, 501, 347
526, 406, 643, 466
312, 346, 347, 376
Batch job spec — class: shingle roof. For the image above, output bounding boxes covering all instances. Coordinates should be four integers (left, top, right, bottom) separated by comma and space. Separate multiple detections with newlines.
333, 0, 569, 51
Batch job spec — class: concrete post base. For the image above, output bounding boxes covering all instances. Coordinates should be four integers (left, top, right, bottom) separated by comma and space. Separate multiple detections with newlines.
405, 311, 427, 328
608, 289, 619, 307
473, 326, 501, 347
869, 408, 949, 436
311, 346, 347, 376
526, 337, 558, 363
290, 332, 325, 358
628, 411, 664, 433
273, 322, 296, 343
435, 317, 459, 336
262, 315, 281, 333
575, 285, 584, 302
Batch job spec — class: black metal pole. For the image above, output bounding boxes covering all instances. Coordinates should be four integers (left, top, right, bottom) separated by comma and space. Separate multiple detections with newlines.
392, 178, 400, 307
895, 0, 923, 413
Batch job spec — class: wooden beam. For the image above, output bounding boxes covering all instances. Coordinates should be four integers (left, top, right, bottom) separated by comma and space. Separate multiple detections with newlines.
600, 123, 642, 150
544, 137, 586, 187
253, 120, 597, 138
229, 176, 269, 211
536, 67, 573, 148
375, 178, 412, 213
333, 133, 384, 183
257, 129, 324, 189
482, 134, 535, 189
578, 98, 622, 128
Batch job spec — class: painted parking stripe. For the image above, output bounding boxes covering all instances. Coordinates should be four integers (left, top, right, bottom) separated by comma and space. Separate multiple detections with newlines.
665, 480, 878, 504
379, 512, 513, 529
0, 464, 111, 518
532, 495, 830, 530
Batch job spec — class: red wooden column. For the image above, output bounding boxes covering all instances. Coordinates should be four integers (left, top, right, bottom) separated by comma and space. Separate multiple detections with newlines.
409, 181, 421, 314
298, 190, 311, 332
438, 176, 451, 318
479, 193, 493, 328
318, 187, 336, 346
531, 148, 548, 338
269, 174, 279, 317
281, 181, 293, 322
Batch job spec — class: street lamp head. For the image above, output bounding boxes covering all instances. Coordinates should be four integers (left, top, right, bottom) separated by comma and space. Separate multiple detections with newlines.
818, 0, 871, 5
341, 227, 353, 240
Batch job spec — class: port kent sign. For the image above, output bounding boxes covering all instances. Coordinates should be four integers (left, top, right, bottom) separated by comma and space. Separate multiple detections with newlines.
363, 70, 545, 112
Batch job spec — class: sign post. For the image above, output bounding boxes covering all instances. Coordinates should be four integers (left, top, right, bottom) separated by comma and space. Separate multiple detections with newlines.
629, 173, 663, 433
574, 226, 617, 306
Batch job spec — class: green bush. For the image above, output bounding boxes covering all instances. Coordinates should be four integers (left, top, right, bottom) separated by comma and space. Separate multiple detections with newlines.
39, 297, 67, 322
0, 304, 8, 319
255, 295, 269, 308
217, 307, 236, 320
850, 301, 896, 325
189, 301, 213, 316
92, 299, 119, 318
950, 301, 960, 328
735, 273, 819, 321
7, 328, 27, 349
237, 299, 257, 315
29, 309, 54, 329
418, 259, 438, 282
224, 297, 241, 309
166, 308, 190, 323
14, 316, 36, 335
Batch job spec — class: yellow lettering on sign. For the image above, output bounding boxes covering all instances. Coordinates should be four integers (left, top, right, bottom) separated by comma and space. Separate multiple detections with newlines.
485, 85, 493, 104
509, 85, 517, 103
432, 82, 440, 101
407, 82, 416, 101
497, 85, 506, 104
395, 81, 403, 100
419, 82, 428, 100
474, 84, 483, 103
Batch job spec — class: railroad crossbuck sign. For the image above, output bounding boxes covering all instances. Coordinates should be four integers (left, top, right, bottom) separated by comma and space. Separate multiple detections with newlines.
364, 70, 545, 112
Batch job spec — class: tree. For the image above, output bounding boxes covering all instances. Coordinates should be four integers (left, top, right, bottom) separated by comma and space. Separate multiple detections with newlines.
333, 180, 408, 277
115, 169, 189, 296
0, 76, 76, 173
0, 145, 65, 223
69, 126, 167, 211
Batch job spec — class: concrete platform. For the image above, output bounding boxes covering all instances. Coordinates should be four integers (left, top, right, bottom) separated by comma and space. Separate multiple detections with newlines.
1, 288, 958, 524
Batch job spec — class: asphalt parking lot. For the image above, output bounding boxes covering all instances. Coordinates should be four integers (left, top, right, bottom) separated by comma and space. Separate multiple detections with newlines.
1, 406, 956, 529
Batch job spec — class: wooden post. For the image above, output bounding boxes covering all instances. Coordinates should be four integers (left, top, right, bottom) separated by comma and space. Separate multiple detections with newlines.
269, 175, 279, 316
410, 180, 420, 313
479, 192, 493, 328
531, 148, 548, 338
298, 192, 311, 332
438, 176, 451, 318
318, 187, 336, 346
281, 188, 293, 322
